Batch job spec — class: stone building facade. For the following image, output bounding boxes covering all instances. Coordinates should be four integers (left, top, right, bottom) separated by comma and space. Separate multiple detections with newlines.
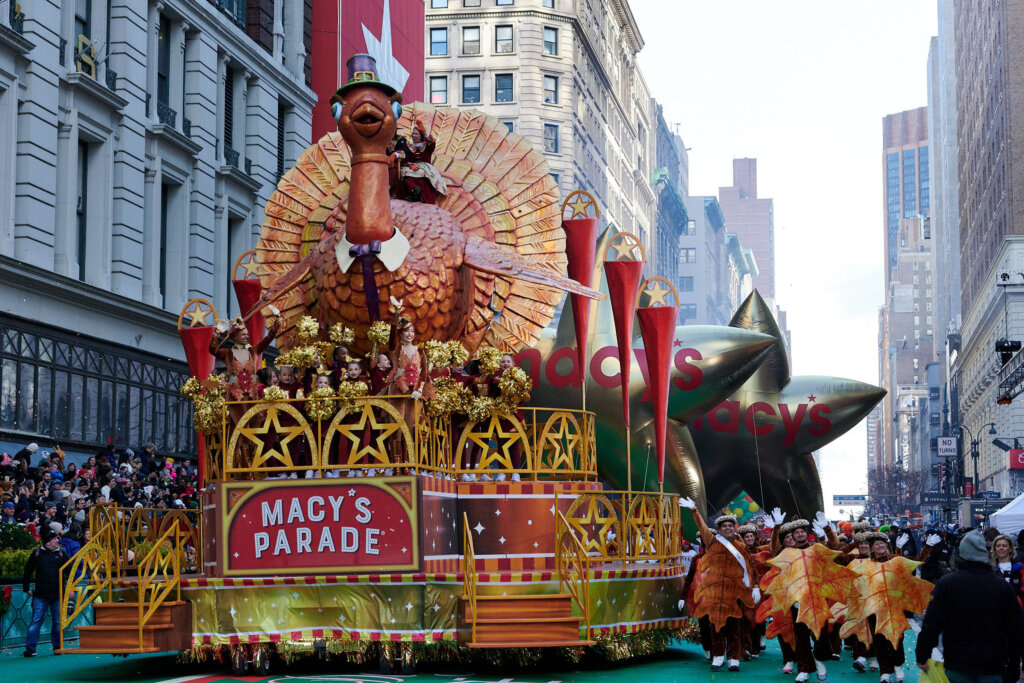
0, 0, 314, 460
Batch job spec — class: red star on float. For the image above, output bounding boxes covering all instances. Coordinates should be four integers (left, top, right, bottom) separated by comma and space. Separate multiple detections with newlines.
807, 395, 816, 403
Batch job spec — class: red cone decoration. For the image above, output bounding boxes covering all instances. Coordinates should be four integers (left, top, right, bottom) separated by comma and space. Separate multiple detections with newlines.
637, 305, 678, 485
563, 218, 599, 382
603, 260, 645, 426
178, 325, 215, 488
233, 278, 266, 351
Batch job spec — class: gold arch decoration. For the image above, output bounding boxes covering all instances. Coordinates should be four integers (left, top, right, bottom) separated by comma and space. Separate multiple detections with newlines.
659, 494, 682, 559
601, 230, 646, 263
456, 411, 533, 474
562, 189, 599, 220
233, 249, 260, 281
417, 413, 452, 472
536, 410, 589, 475
639, 276, 679, 308
177, 298, 218, 330
321, 398, 414, 469
226, 402, 318, 473
564, 492, 621, 558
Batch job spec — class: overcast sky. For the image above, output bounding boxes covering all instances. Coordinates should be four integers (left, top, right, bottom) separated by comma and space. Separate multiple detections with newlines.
631, 1, 939, 517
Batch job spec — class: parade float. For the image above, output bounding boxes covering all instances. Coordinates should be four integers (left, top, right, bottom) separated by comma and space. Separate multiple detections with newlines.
54, 55, 884, 673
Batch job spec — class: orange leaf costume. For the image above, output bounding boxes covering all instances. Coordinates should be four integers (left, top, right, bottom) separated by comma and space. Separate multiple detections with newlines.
690, 514, 757, 630
843, 556, 932, 647
762, 544, 857, 636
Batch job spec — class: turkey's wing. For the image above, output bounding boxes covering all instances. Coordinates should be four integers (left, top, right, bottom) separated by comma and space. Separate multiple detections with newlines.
464, 236, 605, 300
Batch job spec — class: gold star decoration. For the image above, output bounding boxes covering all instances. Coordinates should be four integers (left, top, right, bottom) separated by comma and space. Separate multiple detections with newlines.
627, 497, 659, 556
608, 233, 642, 261
539, 413, 581, 471
644, 280, 672, 307
568, 495, 618, 556
237, 406, 307, 469
234, 250, 260, 280
334, 402, 403, 465
563, 190, 599, 220
187, 302, 214, 327
469, 414, 529, 472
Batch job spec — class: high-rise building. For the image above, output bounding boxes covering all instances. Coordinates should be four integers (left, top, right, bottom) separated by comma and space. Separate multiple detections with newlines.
718, 158, 774, 299
881, 108, 929, 293
0, 1, 315, 460
949, 0, 1024, 499
422, 0, 659, 260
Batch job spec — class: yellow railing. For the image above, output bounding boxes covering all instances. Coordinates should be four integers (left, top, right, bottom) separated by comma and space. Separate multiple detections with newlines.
555, 510, 591, 641
462, 512, 478, 644
89, 503, 202, 575
136, 523, 183, 649
210, 396, 597, 481
59, 519, 117, 650
554, 490, 683, 567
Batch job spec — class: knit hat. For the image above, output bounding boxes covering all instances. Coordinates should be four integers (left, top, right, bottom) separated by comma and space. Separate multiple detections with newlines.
959, 529, 989, 563
736, 524, 757, 536
851, 521, 870, 533
853, 532, 868, 544
48, 522, 64, 537
714, 514, 738, 528
779, 519, 810, 537
863, 531, 888, 545
26, 443, 38, 453
878, 525, 890, 532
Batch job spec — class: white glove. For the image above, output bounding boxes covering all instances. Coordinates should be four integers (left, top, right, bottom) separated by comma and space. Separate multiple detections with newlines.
390, 296, 403, 309
770, 507, 786, 526
678, 496, 696, 509
677, 598, 685, 610
812, 523, 825, 538
752, 587, 761, 603
926, 534, 941, 547
896, 533, 909, 549
814, 511, 829, 530
410, 390, 422, 400
607, 528, 616, 541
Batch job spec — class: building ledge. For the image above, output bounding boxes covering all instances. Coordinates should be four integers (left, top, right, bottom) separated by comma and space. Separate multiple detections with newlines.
0, 22, 34, 55
218, 163, 262, 194
149, 122, 202, 157
61, 71, 128, 111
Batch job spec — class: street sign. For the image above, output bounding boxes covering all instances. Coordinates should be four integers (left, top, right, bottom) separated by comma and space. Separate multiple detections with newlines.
920, 492, 955, 506
977, 490, 1001, 499
937, 437, 958, 457
832, 495, 868, 505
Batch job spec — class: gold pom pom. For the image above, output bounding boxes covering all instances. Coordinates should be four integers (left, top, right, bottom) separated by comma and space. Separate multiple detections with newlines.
468, 396, 497, 422
446, 341, 469, 367
329, 323, 355, 346
477, 346, 501, 376
497, 366, 532, 410
367, 320, 390, 348
336, 381, 369, 410
180, 377, 201, 399
423, 339, 449, 369
261, 385, 286, 402
294, 315, 320, 345
306, 386, 338, 421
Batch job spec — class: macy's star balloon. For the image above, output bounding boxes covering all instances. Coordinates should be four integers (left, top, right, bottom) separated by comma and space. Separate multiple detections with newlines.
686, 291, 886, 517
524, 230, 776, 509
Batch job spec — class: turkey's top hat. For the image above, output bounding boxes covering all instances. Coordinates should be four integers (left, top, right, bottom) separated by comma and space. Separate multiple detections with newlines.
335, 54, 398, 98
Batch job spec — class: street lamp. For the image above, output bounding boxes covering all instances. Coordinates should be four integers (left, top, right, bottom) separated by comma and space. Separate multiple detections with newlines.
953, 421, 997, 497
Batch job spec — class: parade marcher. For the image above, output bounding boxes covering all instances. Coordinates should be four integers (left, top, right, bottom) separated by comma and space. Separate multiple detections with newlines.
22, 527, 69, 657
917, 530, 1024, 683
679, 497, 758, 672
737, 522, 769, 659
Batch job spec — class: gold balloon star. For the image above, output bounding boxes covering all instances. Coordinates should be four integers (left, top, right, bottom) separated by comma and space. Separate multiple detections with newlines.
563, 190, 598, 220
608, 234, 641, 261
568, 197, 590, 218
234, 250, 260, 280
187, 302, 213, 327
644, 281, 671, 306
238, 405, 307, 469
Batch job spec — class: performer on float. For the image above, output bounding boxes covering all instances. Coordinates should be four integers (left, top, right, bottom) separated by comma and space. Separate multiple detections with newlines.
396, 119, 448, 204
478, 353, 529, 482
275, 364, 309, 478
679, 497, 759, 673
210, 316, 282, 469
387, 299, 430, 467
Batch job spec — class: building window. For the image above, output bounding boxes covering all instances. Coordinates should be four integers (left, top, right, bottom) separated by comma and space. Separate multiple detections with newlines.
157, 15, 171, 110
74, 0, 91, 39
679, 304, 697, 320
502, 120, 515, 132
76, 141, 89, 281
224, 65, 235, 156
430, 0, 448, 7
430, 27, 448, 55
276, 104, 288, 178
462, 74, 480, 103
464, 0, 481, 5
543, 75, 558, 103
543, 123, 559, 153
683, 219, 696, 236
679, 276, 694, 292
680, 248, 696, 263
543, 27, 558, 55
543, 0, 554, 7
495, 73, 514, 102
429, 76, 448, 104
159, 185, 170, 298
550, 172, 559, 187
496, 0, 513, 4
462, 26, 480, 54
495, 25, 513, 53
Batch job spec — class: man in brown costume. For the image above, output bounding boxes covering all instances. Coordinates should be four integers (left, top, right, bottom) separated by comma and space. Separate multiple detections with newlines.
680, 497, 759, 672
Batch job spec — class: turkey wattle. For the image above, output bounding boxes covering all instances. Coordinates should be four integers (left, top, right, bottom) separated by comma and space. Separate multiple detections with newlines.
249, 58, 603, 355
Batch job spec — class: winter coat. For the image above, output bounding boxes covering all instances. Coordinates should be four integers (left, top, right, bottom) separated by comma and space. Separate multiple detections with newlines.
916, 560, 1024, 675
22, 545, 70, 601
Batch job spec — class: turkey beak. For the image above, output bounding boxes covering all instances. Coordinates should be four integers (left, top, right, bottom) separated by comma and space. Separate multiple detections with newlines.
351, 101, 386, 138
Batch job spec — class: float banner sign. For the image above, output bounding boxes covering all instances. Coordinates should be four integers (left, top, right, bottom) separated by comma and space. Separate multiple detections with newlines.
221, 478, 418, 576
937, 437, 958, 458
1010, 449, 1024, 470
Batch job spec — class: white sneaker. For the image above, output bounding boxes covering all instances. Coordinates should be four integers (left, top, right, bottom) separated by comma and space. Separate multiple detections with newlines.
795, 673, 809, 682
494, 473, 506, 481
760, 636, 766, 648
325, 470, 340, 478
346, 469, 359, 478
703, 650, 711, 662
304, 470, 316, 479
782, 662, 794, 674
815, 658, 827, 681
868, 658, 879, 671
365, 468, 376, 477
461, 473, 475, 482
710, 655, 724, 670
288, 472, 298, 479
879, 675, 891, 683
893, 668, 903, 682
853, 657, 866, 672
479, 473, 492, 481
510, 472, 521, 482
383, 468, 394, 476
727, 659, 739, 671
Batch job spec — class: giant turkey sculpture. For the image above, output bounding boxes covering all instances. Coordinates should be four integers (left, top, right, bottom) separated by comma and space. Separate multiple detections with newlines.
249, 55, 602, 353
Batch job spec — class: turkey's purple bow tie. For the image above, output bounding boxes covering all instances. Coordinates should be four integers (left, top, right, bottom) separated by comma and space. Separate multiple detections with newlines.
350, 241, 384, 322
348, 240, 382, 257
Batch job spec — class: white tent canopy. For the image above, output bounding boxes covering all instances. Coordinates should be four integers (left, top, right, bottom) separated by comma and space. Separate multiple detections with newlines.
989, 493, 1024, 536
